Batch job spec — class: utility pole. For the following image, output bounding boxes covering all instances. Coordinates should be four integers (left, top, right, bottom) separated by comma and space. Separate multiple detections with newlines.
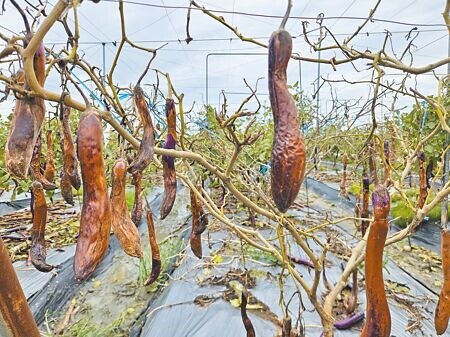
316, 49, 320, 131
102, 42, 106, 84
441, 33, 450, 227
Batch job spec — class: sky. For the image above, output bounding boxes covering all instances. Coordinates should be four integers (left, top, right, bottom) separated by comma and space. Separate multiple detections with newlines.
0, 0, 448, 128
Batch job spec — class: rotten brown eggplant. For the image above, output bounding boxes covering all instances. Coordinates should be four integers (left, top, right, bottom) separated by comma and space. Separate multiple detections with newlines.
60, 171, 74, 205
368, 143, 378, 185
435, 229, 450, 335
241, 288, 256, 337
361, 186, 391, 337
268, 26, 306, 213
282, 316, 292, 337
61, 105, 81, 190
189, 186, 205, 259
160, 98, 177, 220
383, 141, 391, 185
5, 41, 46, 179
360, 175, 370, 237
30, 133, 57, 190
132, 170, 143, 225
0, 237, 41, 337
110, 159, 142, 258
418, 151, 428, 209
44, 129, 56, 184
30, 181, 54, 272
74, 107, 111, 281
128, 85, 155, 174
144, 208, 161, 285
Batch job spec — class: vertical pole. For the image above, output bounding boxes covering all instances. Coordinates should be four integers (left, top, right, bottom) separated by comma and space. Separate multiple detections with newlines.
298, 58, 302, 92
206, 54, 209, 106
102, 42, 106, 84
442, 143, 449, 227
441, 34, 450, 228
381, 95, 384, 136
316, 49, 321, 131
